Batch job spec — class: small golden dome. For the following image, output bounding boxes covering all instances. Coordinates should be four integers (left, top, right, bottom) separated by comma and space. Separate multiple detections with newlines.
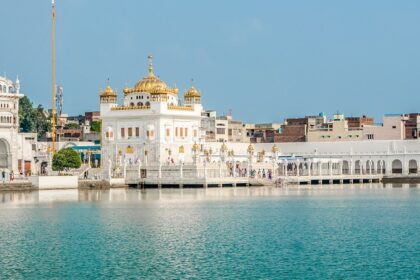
100, 85, 117, 97
184, 86, 201, 98
124, 56, 177, 95
220, 142, 227, 152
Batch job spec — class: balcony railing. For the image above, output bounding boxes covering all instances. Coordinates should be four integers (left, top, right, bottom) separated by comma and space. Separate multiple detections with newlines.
111, 105, 150, 111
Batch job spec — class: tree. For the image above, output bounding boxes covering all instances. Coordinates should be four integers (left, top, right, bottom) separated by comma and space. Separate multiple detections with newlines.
91, 120, 101, 133
52, 148, 82, 172
64, 123, 80, 129
19, 96, 51, 138
19, 96, 36, 132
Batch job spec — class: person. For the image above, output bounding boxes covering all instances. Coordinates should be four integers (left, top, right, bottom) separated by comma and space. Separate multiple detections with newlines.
1, 170, 5, 183
84, 170, 88, 179
10, 171, 14, 181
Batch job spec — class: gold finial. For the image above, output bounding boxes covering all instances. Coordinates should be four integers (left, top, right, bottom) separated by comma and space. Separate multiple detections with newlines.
147, 55, 154, 77
221, 142, 227, 153
192, 142, 199, 152
247, 143, 254, 154
271, 144, 278, 154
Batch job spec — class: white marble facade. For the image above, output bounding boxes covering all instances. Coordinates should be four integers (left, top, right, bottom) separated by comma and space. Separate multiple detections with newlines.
100, 57, 203, 178
0, 75, 36, 175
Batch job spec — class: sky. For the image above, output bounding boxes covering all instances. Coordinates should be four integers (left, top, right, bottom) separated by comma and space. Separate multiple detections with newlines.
1, 0, 420, 123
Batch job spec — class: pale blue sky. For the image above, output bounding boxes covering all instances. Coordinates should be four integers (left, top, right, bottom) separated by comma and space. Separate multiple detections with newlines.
1, 0, 420, 123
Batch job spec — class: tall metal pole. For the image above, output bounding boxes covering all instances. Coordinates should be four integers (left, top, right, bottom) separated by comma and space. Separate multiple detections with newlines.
51, 0, 56, 153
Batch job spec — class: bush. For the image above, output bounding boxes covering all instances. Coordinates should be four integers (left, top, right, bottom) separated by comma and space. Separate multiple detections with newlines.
52, 148, 82, 171
91, 121, 101, 133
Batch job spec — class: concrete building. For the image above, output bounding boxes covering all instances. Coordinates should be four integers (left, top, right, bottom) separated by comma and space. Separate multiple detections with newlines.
363, 115, 407, 140
247, 123, 281, 143
346, 115, 374, 128
307, 113, 362, 142
277, 114, 326, 142
201, 111, 247, 143
404, 113, 420, 139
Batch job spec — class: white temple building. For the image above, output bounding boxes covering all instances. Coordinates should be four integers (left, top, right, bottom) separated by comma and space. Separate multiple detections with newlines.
0, 75, 37, 175
100, 56, 203, 178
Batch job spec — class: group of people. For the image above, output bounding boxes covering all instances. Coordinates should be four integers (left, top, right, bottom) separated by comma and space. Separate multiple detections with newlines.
226, 163, 273, 179
1, 170, 15, 182
248, 168, 273, 180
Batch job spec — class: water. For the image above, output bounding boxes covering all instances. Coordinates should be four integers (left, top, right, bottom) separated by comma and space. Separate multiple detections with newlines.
0, 185, 419, 279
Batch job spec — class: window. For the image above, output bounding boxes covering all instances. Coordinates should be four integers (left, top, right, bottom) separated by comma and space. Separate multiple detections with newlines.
217, 128, 225, 134
166, 128, 170, 137
136, 127, 140, 137
180, 128, 183, 137
175, 127, 178, 137
128, 128, 132, 137
392, 126, 396, 129
120, 128, 125, 138
193, 130, 197, 137
367, 134, 374, 140
185, 128, 188, 137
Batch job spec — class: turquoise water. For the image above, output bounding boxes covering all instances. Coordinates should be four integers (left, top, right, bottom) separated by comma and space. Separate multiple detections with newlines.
0, 185, 419, 279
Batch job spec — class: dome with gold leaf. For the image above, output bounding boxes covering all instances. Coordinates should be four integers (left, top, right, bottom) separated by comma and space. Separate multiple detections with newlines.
124, 56, 178, 95
184, 85, 201, 98
100, 85, 117, 97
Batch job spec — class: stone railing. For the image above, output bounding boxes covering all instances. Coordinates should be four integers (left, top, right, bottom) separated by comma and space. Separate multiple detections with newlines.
111, 105, 150, 111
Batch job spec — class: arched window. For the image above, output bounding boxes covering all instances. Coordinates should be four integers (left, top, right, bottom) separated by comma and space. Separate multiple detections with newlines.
130, 102, 135, 107
3, 86, 6, 93
137, 102, 143, 106
145, 101, 150, 106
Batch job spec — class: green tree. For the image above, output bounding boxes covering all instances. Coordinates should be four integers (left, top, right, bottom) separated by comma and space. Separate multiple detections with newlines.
52, 148, 82, 172
34, 105, 51, 138
64, 123, 80, 129
19, 96, 36, 132
91, 120, 101, 133
19, 97, 51, 138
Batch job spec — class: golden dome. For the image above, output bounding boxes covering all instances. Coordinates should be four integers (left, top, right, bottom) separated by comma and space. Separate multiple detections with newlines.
124, 55, 177, 95
100, 85, 117, 97
184, 86, 201, 98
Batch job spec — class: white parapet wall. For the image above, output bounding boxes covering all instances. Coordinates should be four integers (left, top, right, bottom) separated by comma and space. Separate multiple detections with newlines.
28, 176, 79, 190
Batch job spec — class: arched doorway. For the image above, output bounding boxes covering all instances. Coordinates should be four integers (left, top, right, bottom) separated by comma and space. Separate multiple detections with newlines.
0, 139, 11, 169
355, 160, 361, 174
342, 160, 349, 174
408, 160, 417, 174
392, 159, 403, 174
377, 160, 385, 174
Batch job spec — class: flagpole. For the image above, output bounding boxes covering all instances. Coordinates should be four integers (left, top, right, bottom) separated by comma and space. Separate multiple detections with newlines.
51, 0, 56, 153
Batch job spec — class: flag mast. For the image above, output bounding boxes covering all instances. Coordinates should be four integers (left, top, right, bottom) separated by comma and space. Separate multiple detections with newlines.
51, 0, 56, 153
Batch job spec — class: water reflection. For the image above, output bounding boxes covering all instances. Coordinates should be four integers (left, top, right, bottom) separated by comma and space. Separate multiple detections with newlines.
0, 183, 418, 206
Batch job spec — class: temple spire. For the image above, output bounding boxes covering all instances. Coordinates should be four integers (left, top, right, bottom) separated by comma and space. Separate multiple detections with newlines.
147, 55, 154, 77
